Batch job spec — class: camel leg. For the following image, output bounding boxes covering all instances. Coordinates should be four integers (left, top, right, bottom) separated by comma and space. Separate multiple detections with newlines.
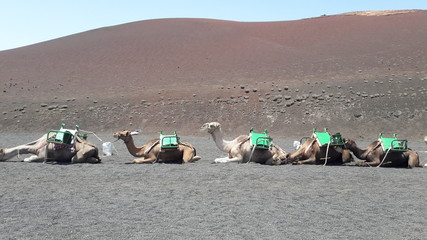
72, 156, 101, 164
406, 151, 421, 168
214, 156, 241, 163
190, 156, 202, 162
293, 155, 317, 165
182, 149, 200, 163
71, 148, 101, 163
264, 157, 281, 165
133, 157, 157, 164
342, 149, 353, 164
356, 159, 381, 167
0, 149, 4, 161
132, 152, 157, 164
23, 155, 45, 162
0, 146, 38, 161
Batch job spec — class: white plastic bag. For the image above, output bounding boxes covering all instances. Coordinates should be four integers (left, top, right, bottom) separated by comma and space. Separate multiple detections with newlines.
293, 141, 301, 150
102, 142, 113, 156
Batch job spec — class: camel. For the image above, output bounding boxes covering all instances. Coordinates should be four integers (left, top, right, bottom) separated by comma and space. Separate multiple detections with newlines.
0, 133, 101, 163
113, 130, 201, 164
200, 122, 288, 165
287, 137, 353, 165
424, 136, 427, 144
343, 138, 422, 168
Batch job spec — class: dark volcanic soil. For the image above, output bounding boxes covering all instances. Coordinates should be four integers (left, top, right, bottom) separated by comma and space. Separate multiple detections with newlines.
0, 133, 426, 239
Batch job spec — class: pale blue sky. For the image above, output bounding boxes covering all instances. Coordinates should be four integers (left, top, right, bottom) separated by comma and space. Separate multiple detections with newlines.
0, 0, 425, 51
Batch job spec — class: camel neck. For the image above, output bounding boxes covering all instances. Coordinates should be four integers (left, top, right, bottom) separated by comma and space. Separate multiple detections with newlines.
348, 143, 366, 159
211, 128, 229, 152
124, 137, 144, 157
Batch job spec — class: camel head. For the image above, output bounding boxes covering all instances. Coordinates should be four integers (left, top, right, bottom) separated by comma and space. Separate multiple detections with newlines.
276, 150, 289, 164
201, 122, 221, 134
272, 145, 289, 164
113, 130, 134, 143
343, 138, 356, 148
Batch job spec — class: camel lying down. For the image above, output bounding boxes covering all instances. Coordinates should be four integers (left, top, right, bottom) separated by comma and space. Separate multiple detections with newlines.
113, 130, 201, 164
286, 137, 353, 165
201, 122, 288, 165
344, 139, 422, 168
0, 134, 101, 163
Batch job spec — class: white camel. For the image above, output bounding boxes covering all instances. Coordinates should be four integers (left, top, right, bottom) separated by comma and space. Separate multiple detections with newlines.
201, 122, 288, 165
0, 133, 101, 163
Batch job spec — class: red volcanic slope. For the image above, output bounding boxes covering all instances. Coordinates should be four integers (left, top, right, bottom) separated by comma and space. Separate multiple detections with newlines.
1, 10, 427, 99
1, 11, 427, 136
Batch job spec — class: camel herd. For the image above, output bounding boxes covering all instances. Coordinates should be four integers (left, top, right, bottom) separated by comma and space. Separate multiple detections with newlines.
0, 121, 424, 168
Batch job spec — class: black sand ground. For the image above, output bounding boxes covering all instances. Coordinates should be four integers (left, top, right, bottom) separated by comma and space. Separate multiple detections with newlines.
1, 133, 426, 239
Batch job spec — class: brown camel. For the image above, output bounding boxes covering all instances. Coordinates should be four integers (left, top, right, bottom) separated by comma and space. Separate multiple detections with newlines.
113, 130, 201, 164
343, 138, 422, 168
287, 137, 353, 165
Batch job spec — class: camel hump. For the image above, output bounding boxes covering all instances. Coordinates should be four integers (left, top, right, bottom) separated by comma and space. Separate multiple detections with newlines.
179, 142, 194, 148
236, 135, 250, 142
76, 136, 97, 148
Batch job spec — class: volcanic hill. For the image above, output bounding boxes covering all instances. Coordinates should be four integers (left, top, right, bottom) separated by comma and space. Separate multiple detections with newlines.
1, 10, 426, 139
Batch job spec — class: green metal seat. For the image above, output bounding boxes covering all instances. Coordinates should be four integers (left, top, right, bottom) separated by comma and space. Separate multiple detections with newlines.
379, 133, 408, 152
250, 128, 272, 149
46, 124, 77, 145
331, 133, 344, 146
160, 131, 180, 149
312, 128, 331, 147
312, 128, 344, 147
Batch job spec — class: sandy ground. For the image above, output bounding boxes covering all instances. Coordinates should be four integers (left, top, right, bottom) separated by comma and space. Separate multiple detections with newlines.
1, 133, 426, 239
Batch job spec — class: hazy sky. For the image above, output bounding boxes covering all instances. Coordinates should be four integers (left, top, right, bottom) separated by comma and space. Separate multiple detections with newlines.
1, 0, 425, 51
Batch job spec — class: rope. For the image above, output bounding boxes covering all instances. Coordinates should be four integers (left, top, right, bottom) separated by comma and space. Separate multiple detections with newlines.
247, 145, 257, 164
304, 140, 315, 154
17, 149, 22, 160
111, 142, 119, 155
78, 129, 103, 142
377, 147, 392, 168
323, 142, 330, 166
153, 149, 161, 164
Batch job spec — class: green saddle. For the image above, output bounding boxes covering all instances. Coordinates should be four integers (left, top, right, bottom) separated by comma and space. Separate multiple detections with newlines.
46, 124, 77, 145
160, 131, 180, 149
312, 128, 344, 147
379, 133, 408, 152
250, 128, 272, 149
